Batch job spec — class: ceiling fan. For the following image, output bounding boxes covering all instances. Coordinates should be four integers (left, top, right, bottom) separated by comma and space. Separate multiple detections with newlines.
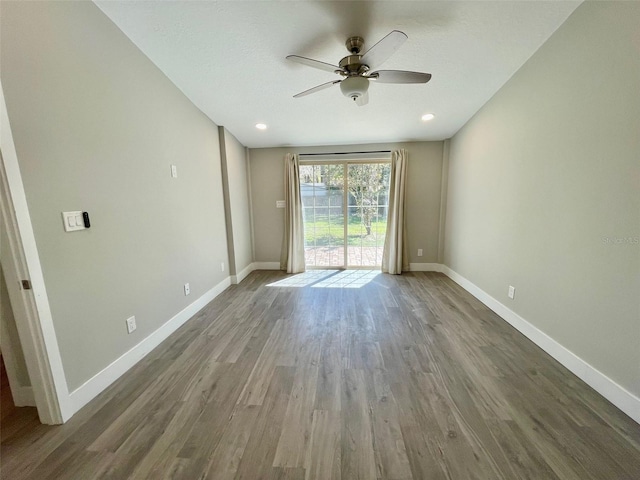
287, 30, 431, 107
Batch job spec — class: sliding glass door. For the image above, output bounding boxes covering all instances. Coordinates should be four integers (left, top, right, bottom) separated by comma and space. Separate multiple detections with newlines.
300, 161, 390, 268
300, 164, 345, 267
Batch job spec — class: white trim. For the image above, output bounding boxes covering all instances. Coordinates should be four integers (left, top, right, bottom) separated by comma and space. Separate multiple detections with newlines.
409, 263, 442, 272
440, 265, 640, 425
68, 277, 231, 414
231, 262, 255, 285
1, 81, 70, 423
254, 262, 281, 270
11, 386, 35, 407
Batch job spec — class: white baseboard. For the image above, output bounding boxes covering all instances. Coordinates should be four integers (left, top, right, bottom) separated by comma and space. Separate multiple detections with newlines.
409, 263, 442, 272
440, 265, 640, 425
68, 276, 231, 414
231, 263, 255, 285
11, 385, 35, 407
253, 261, 280, 270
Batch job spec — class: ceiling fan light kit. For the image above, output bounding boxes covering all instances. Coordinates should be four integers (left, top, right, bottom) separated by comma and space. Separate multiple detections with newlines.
340, 76, 369, 101
287, 30, 431, 107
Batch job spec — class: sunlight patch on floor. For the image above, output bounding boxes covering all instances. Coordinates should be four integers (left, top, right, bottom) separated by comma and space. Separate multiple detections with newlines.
267, 269, 380, 288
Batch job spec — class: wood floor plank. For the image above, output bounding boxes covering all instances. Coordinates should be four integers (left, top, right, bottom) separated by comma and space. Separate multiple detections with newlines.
304, 409, 341, 480
484, 417, 562, 480
237, 317, 290, 406
99, 399, 183, 479
341, 368, 377, 480
273, 364, 319, 468
364, 371, 413, 480
399, 425, 448, 480
315, 328, 342, 412
202, 404, 260, 480
269, 466, 306, 480
126, 361, 236, 479
2, 271, 639, 480
87, 340, 220, 454
234, 365, 295, 480
175, 360, 260, 478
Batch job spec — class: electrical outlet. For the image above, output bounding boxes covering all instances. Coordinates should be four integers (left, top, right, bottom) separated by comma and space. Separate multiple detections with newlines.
417, 249, 423, 257
184, 283, 190, 296
508, 285, 516, 299
221, 262, 225, 272
126, 316, 137, 334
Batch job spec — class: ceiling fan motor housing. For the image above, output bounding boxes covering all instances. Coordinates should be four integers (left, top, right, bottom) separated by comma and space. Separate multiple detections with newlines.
340, 76, 369, 100
339, 55, 370, 75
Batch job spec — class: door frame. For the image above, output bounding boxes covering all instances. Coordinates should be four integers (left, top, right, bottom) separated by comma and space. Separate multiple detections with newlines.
299, 159, 390, 269
1, 82, 71, 424
0, 307, 34, 406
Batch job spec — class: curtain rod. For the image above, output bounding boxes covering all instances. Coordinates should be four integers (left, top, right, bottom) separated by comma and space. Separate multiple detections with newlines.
298, 150, 391, 157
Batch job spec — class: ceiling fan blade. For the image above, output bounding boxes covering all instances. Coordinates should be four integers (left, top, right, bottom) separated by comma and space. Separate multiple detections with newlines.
286, 55, 342, 74
370, 70, 432, 84
355, 91, 369, 107
360, 30, 407, 69
293, 80, 342, 98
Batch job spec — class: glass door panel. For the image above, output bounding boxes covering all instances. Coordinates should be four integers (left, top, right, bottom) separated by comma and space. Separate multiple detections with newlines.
301, 164, 345, 267
346, 163, 391, 267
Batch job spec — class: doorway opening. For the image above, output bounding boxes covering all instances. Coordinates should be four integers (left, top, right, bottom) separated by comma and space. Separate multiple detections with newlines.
300, 161, 391, 268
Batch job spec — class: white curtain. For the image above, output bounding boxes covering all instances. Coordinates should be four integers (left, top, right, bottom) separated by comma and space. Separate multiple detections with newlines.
382, 149, 409, 274
280, 153, 306, 273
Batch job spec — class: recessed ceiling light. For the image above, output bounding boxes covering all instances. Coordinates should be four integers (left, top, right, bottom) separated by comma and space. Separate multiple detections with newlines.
421, 113, 435, 122
255, 123, 267, 130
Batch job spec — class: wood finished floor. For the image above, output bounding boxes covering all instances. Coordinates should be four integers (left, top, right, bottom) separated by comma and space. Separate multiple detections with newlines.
1, 270, 639, 479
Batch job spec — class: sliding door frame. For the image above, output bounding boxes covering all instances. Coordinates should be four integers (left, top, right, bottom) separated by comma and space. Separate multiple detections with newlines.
299, 158, 390, 269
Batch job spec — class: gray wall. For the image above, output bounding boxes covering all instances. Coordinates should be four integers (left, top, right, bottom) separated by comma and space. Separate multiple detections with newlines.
1, 1, 229, 391
249, 142, 444, 265
220, 128, 253, 277
444, 2, 640, 397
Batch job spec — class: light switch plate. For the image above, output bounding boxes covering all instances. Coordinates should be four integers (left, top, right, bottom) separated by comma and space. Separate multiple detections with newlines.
276, 200, 286, 208
170, 165, 178, 178
184, 283, 190, 296
62, 211, 85, 232
126, 316, 137, 334
508, 285, 516, 299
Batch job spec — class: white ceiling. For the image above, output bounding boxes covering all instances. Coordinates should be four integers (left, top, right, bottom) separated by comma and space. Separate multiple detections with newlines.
95, 1, 581, 148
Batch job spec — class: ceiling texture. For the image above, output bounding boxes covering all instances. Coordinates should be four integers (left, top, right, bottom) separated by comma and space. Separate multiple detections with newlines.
95, 1, 581, 148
